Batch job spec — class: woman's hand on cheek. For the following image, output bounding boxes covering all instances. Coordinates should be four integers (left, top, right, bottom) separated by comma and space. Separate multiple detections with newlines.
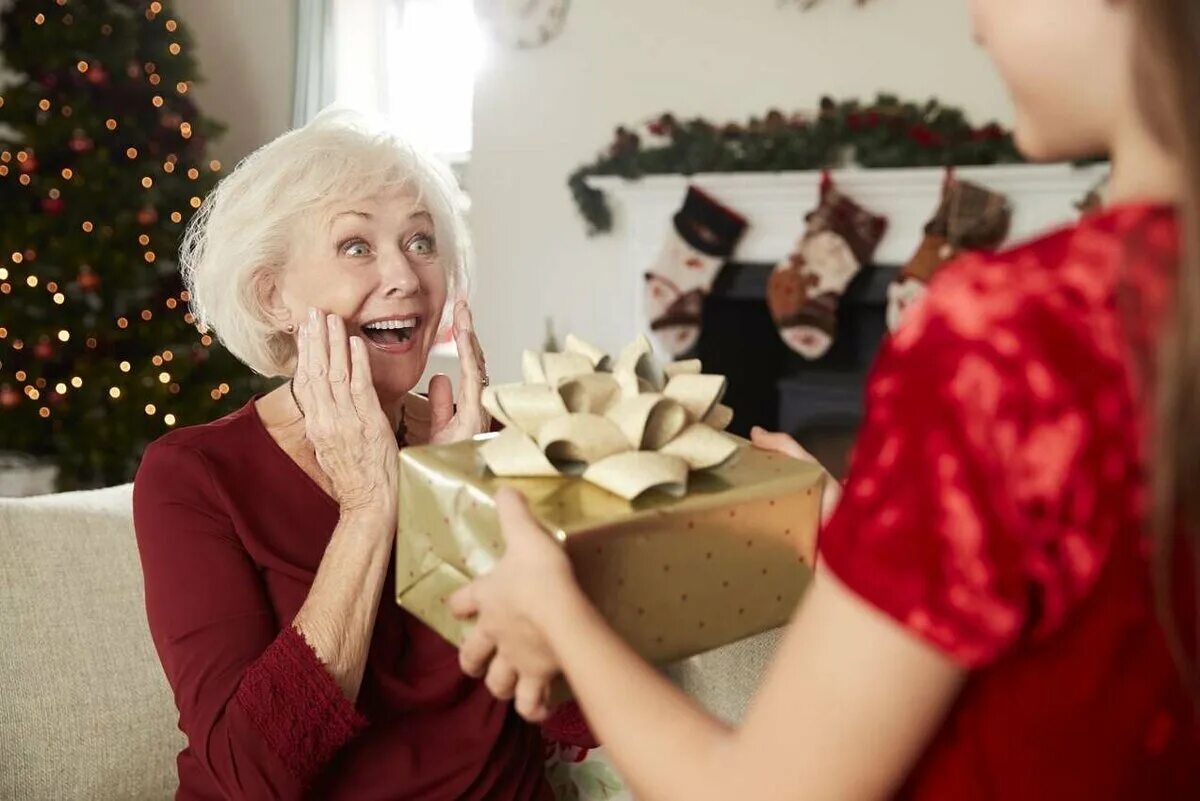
293, 308, 399, 520
448, 488, 578, 722
427, 301, 491, 445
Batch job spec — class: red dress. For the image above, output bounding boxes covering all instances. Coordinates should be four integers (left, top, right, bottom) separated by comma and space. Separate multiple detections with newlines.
820, 203, 1199, 799
133, 402, 582, 800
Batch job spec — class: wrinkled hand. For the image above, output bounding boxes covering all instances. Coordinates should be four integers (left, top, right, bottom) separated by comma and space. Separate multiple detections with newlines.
293, 308, 398, 518
750, 426, 842, 527
418, 301, 491, 446
448, 489, 577, 723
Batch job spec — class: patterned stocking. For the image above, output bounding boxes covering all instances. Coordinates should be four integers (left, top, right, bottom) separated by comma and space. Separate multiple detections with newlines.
767, 176, 888, 359
644, 187, 748, 357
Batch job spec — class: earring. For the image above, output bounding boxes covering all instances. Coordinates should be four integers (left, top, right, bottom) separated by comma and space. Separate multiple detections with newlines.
285, 323, 296, 335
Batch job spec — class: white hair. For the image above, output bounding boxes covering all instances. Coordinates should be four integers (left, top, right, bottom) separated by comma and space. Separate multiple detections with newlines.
180, 108, 472, 378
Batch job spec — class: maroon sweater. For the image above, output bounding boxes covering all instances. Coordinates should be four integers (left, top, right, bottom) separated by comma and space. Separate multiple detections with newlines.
133, 398, 575, 800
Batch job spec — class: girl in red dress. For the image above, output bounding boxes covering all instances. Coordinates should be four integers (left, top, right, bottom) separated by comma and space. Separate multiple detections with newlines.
449, 1, 1200, 798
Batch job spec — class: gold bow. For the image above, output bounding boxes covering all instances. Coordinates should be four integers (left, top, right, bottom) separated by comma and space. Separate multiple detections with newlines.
480, 335, 738, 500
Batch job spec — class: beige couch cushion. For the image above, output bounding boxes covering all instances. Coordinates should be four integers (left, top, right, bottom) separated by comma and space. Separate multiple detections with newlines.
665, 627, 784, 724
0, 484, 182, 800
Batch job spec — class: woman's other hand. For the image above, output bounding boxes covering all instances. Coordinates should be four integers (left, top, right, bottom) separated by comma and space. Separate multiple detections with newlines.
425, 301, 491, 445
293, 308, 399, 519
750, 426, 843, 527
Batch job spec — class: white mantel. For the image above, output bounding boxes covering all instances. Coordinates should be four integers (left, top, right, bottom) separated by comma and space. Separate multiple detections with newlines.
586, 164, 1108, 358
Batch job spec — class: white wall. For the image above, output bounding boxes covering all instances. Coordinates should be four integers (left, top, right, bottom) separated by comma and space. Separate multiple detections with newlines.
174, 0, 297, 166
467, 0, 1014, 382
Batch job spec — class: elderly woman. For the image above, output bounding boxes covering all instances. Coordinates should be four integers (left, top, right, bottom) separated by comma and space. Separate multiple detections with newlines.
133, 113, 578, 800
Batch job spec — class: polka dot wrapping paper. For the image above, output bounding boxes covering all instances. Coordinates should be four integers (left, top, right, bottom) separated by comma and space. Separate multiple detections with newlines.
396, 434, 825, 668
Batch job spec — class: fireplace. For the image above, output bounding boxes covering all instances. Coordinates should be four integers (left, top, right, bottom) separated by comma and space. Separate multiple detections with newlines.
588, 165, 1106, 478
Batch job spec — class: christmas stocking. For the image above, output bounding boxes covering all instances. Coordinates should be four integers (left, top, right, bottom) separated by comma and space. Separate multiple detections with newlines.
887, 178, 1012, 331
767, 177, 888, 359
644, 187, 748, 357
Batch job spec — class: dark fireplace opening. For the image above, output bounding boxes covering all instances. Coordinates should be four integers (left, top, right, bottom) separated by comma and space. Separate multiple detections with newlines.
694, 261, 898, 480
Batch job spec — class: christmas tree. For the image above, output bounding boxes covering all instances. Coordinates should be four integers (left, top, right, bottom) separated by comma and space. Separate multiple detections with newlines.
0, 0, 266, 490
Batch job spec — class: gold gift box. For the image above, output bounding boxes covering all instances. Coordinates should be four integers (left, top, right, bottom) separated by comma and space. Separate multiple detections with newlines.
396, 434, 824, 664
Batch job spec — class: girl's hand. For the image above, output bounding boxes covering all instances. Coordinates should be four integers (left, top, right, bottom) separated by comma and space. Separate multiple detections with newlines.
425, 301, 491, 445
293, 308, 398, 519
448, 489, 577, 723
750, 426, 843, 527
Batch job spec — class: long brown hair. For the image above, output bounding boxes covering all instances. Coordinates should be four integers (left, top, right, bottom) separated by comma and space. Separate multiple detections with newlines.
1133, 0, 1200, 697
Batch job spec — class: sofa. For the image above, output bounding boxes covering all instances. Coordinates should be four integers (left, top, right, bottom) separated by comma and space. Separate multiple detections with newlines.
0, 484, 785, 800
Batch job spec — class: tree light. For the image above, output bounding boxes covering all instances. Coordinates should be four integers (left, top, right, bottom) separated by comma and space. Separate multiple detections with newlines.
164, 414, 177, 426
109, 387, 121, 399
57, 330, 69, 342
70, 377, 83, 388
145, 404, 156, 415
119, 361, 131, 373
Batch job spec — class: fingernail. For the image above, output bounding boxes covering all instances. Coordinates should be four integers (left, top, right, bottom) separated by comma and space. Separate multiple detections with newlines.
327, 313, 339, 329
308, 307, 319, 324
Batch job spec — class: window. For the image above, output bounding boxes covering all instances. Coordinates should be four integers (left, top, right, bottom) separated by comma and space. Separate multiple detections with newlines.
332, 0, 484, 165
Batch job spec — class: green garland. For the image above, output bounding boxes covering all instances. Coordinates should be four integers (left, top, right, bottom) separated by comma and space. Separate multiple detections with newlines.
569, 94, 1023, 235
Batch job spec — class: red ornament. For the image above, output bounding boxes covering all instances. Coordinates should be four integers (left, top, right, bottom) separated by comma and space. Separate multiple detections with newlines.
78, 269, 100, 291
34, 340, 54, 359
41, 197, 64, 215
137, 207, 158, 226
87, 64, 109, 85
126, 62, 142, 79
19, 155, 37, 174
0, 385, 18, 409
68, 132, 94, 153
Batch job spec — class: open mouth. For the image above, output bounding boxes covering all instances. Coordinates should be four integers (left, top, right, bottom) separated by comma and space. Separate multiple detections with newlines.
360, 316, 420, 348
